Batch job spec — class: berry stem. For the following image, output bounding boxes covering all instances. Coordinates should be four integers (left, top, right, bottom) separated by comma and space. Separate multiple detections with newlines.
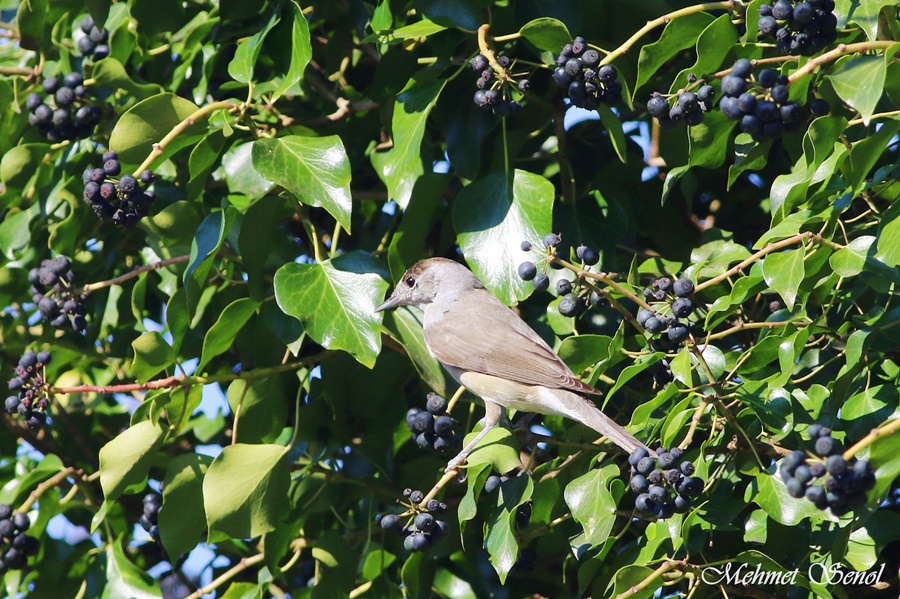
551, 256, 654, 311
848, 108, 900, 127
705, 319, 808, 341
693, 232, 813, 292
445, 385, 466, 414
599, 2, 735, 67
477, 24, 510, 80
132, 99, 238, 177
18, 466, 77, 514
787, 41, 896, 85
842, 417, 900, 461
417, 468, 458, 507
616, 559, 686, 599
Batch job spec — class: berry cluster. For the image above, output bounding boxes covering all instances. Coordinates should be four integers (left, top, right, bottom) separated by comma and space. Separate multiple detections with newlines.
647, 86, 715, 127
0, 506, 39, 575
780, 426, 876, 516
518, 235, 605, 317
405, 393, 462, 454
76, 16, 110, 60
719, 59, 830, 142
758, 0, 837, 56
5, 351, 52, 430
629, 447, 703, 519
471, 53, 525, 117
26, 73, 101, 142
140, 493, 162, 542
552, 37, 621, 110
379, 491, 450, 553
29, 256, 89, 332
82, 151, 157, 227
637, 276, 698, 342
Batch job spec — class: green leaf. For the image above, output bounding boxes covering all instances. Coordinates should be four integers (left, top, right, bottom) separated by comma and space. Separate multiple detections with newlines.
227, 378, 288, 444
271, 3, 312, 101
274, 251, 389, 368
876, 200, 900, 267
109, 93, 205, 169
131, 332, 175, 383
370, 0, 392, 32
828, 55, 886, 125
462, 427, 521, 473
486, 475, 532, 583
203, 443, 291, 541
518, 17, 571, 54
198, 298, 260, 372
160, 453, 213, 558
221, 141, 273, 200
635, 12, 714, 92
848, 118, 900, 193
453, 170, 554, 305
670, 14, 738, 95
15, 0, 48, 51
751, 470, 823, 526
252, 135, 353, 232
1, 143, 50, 190
597, 104, 627, 163
99, 421, 167, 504
558, 335, 612, 374
387, 173, 449, 281
564, 464, 619, 552
91, 58, 164, 99
218, 583, 261, 599
699, 345, 726, 382
364, 18, 447, 44
184, 208, 237, 313
379, 79, 445, 209
829, 235, 875, 276
687, 110, 737, 169
382, 307, 450, 397
228, 9, 280, 83
834, 0, 897, 40
102, 540, 162, 599
761, 250, 804, 310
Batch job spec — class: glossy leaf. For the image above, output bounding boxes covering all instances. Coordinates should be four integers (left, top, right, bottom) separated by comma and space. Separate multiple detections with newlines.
252, 135, 353, 231
518, 17, 571, 54
379, 80, 446, 209
565, 464, 619, 551
274, 251, 390, 367
227, 9, 280, 83
109, 93, 205, 168
271, 3, 312, 101
828, 55, 885, 125
761, 250, 804, 310
453, 170, 554, 305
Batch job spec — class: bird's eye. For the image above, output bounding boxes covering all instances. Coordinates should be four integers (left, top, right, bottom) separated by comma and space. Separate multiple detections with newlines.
405, 276, 416, 287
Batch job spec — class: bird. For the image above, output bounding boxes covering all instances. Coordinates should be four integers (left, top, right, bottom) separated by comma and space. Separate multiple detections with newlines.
375, 257, 649, 471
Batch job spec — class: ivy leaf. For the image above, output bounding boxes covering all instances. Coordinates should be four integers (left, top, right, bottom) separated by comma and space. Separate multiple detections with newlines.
131, 332, 175, 383
378, 80, 446, 209
829, 235, 875, 276
99, 421, 167, 504
102, 540, 162, 599
598, 104, 627, 163
271, 3, 312, 101
565, 464, 619, 552
486, 475, 533, 583
227, 9, 280, 83
274, 251, 389, 368
558, 335, 612, 373
462, 427, 521, 473
252, 135, 353, 232
761, 250, 804, 310
91, 58, 164, 99
453, 170, 554, 305
876, 200, 900, 267
828, 55, 885, 125
382, 307, 451, 397
751, 470, 824, 526
835, 0, 897, 40
203, 443, 291, 541
636, 12, 714, 92
198, 298, 260, 372
160, 453, 213, 559
518, 17, 571, 54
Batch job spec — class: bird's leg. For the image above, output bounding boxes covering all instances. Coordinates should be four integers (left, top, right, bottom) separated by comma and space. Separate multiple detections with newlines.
445, 401, 503, 472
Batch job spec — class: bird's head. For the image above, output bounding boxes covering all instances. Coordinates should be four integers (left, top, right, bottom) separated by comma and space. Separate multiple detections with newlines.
375, 257, 483, 312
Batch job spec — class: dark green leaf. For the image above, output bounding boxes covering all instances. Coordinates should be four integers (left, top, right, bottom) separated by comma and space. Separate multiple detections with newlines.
274, 251, 390, 367
91, 58, 164, 99
271, 4, 312, 101
635, 12, 714, 92
519, 18, 571, 54
453, 170, 554, 305
227, 9, 280, 83
198, 298, 260, 372
252, 135, 353, 232
109, 93, 206, 169
160, 453, 213, 559
828, 55, 886, 125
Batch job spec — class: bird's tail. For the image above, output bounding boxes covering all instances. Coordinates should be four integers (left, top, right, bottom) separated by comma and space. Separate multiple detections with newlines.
548, 388, 650, 455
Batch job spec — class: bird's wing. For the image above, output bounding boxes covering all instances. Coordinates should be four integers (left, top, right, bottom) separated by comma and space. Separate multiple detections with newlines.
424, 289, 600, 395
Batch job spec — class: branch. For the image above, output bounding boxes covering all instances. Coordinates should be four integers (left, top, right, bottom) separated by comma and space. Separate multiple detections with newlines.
844, 418, 900, 461
183, 554, 265, 599
133, 100, 238, 177
616, 559, 685, 599
788, 41, 896, 84
706, 319, 807, 341
694, 233, 811, 292
600, 2, 734, 66
18, 467, 76, 513
78, 254, 191, 294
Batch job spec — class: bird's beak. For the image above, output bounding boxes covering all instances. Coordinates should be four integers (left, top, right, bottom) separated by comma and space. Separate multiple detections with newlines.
375, 293, 402, 313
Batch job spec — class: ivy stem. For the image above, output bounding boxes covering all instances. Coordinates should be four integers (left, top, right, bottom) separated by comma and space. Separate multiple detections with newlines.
616, 559, 686, 599
706, 319, 807, 341
694, 232, 812, 292
843, 417, 900, 461
50, 355, 326, 396
552, 256, 654, 311
132, 100, 237, 177
477, 24, 511, 81
600, 2, 735, 67
787, 41, 897, 84
18, 467, 76, 513
417, 468, 459, 509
